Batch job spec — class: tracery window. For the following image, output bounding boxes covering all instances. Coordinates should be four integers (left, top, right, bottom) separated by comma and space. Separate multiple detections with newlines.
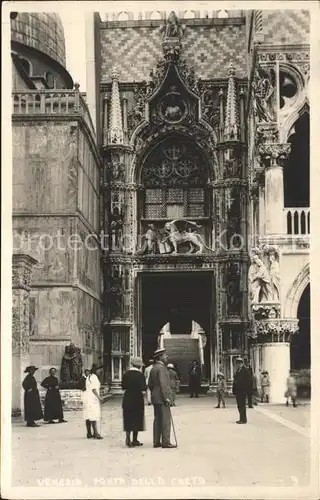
141, 139, 209, 221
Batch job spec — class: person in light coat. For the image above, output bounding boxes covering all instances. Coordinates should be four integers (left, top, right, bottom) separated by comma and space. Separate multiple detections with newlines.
82, 365, 103, 439
260, 371, 270, 403
285, 371, 297, 407
167, 363, 180, 406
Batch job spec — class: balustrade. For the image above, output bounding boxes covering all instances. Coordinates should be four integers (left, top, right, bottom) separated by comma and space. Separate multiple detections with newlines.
12, 89, 95, 139
284, 208, 310, 235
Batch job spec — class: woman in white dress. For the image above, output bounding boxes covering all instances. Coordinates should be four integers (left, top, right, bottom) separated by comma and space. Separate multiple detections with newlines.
83, 365, 103, 439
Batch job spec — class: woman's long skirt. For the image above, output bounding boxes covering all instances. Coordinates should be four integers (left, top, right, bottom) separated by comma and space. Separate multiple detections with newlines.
24, 389, 43, 422
122, 391, 145, 432
44, 388, 64, 421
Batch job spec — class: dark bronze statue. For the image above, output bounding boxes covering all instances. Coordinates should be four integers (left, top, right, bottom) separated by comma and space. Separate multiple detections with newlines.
60, 343, 83, 384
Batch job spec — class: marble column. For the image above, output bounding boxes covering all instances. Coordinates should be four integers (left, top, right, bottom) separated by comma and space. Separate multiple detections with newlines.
12, 253, 38, 416
258, 143, 291, 236
262, 342, 290, 403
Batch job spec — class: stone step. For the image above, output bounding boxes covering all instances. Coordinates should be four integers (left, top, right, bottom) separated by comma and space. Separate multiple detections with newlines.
164, 337, 200, 386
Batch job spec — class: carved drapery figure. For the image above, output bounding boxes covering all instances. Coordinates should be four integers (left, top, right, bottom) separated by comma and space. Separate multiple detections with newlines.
161, 11, 185, 40
226, 263, 242, 315
265, 246, 280, 302
60, 343, 83, 383
248, 253, 272, 303
139, 224, 159, 254
252, 67, 275, 123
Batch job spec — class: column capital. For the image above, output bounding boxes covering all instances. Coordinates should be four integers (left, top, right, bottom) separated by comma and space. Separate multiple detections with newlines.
258, 142, 291, 168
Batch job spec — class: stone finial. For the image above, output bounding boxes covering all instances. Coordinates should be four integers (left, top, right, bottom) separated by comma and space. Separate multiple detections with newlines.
161, 11, 185, 41
224, 63, 239, 141
108, 67, 124, 145
111, 66, 120, 81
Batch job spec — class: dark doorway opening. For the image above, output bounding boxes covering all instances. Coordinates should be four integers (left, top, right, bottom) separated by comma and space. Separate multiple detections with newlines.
141, 272, 213, 375
291, 283, 310, 370
284, 112, 309, 208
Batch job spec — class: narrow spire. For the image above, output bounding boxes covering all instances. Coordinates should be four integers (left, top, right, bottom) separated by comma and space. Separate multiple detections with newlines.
109, 67, 124, 145
224, 63, 239, 141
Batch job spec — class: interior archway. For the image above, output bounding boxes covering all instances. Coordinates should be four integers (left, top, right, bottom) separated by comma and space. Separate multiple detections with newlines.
284, 112, 309, 208
290, 283, 310, 370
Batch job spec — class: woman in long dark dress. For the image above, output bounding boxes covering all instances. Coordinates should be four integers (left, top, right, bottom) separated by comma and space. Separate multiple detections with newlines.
22, 365, 43, 427
122, 357, 146, 447
41, 367, 67, 424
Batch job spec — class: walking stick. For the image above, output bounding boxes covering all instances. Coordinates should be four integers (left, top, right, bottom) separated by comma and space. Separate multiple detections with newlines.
169, 406, 178, 448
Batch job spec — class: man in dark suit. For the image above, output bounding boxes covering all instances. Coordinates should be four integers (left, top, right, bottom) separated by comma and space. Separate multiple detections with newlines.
148, 348, 176, 448
244, 358, 254, 408
232, 357, 252, 424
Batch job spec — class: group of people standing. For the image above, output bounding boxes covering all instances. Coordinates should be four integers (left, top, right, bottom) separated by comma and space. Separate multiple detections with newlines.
22, 366, 67, 427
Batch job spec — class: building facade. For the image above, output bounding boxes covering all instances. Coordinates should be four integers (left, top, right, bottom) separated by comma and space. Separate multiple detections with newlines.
11, 9, 310, 412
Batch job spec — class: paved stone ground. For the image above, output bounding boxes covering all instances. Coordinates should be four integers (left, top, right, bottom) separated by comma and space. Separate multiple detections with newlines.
10, 395, 311, 495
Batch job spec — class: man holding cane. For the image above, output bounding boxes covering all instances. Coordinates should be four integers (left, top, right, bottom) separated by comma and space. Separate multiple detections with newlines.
148, 348, 177, 449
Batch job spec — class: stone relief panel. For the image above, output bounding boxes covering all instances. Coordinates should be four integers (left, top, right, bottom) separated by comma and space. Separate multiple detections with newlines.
13, 123, 78, 213
78, 290, 102, 356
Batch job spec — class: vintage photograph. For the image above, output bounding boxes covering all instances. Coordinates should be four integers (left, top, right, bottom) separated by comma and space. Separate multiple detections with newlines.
2, 1, 317, 498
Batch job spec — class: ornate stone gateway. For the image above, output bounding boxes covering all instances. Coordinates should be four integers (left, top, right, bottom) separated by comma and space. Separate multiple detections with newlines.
101, 11, 249, 392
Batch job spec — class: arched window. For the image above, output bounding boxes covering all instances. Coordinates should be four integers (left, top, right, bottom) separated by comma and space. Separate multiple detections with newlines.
45, 71, 55, 89
150, 11, 162, 20
20, 58, 31, 75
284, 112, 309, 207
139, 137, 212, 248
141, 138, 209, 220
217, 10, 229, 18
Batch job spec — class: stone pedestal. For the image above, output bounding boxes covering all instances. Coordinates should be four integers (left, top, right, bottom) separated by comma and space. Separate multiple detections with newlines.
12, 254, 38, 416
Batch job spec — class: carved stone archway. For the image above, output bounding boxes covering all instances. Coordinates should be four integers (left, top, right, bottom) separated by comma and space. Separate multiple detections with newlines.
283, 262, 310, 319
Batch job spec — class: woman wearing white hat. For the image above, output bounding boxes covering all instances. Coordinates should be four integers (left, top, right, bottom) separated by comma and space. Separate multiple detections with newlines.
122, 356, 146, 447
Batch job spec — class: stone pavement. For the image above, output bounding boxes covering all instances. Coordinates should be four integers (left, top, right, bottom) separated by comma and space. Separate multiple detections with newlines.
10, 395, 312, 498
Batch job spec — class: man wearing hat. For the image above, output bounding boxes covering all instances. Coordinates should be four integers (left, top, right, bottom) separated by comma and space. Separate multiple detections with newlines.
22, 366, 43, 427
148, 348, 176, 448
144, 359, 154, 406
232, 357, 252, 424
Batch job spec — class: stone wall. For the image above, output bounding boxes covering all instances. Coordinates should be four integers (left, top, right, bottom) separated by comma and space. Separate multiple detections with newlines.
100, 19, 247, 82
261, 10, 309, 45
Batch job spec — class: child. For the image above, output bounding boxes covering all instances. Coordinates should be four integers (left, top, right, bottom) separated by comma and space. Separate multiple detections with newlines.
167, 363, 180, 406
215, 372, 226, 408
260, 370, 270, 403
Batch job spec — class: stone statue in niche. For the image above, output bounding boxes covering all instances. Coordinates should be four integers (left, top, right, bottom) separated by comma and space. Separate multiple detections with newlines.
139, 224, 159, 254
226, 263, 242, 315
109, 267, 124, 319
248, 246, 280, 303
252, 67, 276, 123
60, 343, 83, 384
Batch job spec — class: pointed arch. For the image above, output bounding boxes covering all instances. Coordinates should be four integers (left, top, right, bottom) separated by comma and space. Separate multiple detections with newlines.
280, 94, 309, 143
284, 262, 310, 318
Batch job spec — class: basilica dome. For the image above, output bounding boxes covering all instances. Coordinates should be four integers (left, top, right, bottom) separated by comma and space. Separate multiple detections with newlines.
10, 12, 73, 89
11, 12, 66, 67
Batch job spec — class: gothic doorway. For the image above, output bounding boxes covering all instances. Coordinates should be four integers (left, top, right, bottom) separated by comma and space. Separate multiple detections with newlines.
290, 283, 310, 370
139, 272, 214, 380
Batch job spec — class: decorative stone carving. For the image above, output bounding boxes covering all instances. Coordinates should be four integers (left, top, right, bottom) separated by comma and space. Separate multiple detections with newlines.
198, 82, 221, 129
256, 123, 279, 145
248, 245, 280, 304
160, 11, 185, 41
252, 66, 276, 122
160, 91, 187, 123
60, 343, 83, 384
258, 142, 291, 167
139, 224, 160, 255
161, 219, 212, 255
